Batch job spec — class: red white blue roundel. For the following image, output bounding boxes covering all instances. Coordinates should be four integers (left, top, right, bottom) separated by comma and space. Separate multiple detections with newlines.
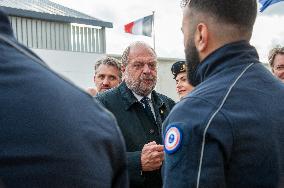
164, 125, 182, 154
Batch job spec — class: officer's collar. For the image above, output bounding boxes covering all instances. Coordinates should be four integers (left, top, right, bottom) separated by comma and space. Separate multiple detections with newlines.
193, 40, 259, 85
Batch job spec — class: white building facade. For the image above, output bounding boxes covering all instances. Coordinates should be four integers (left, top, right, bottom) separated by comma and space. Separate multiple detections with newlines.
1, 0, 179, 100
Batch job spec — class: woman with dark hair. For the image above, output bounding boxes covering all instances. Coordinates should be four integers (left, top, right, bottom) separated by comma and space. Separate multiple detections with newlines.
171, 61, 194, 99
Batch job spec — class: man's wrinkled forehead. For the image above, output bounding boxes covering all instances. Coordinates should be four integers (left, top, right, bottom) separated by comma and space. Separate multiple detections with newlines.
129, 45, 156, 59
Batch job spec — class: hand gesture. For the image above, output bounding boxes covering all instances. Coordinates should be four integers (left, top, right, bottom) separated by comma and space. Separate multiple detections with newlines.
141, 141, 164, 171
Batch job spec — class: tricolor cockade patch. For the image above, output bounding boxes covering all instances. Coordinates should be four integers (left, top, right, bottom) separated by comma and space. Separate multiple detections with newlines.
164, 125, 182, 154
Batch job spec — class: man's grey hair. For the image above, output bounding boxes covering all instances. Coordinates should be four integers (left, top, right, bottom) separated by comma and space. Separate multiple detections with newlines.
121, 41, 157, 66
95, 56, 122, 78
268, 46, 284, 68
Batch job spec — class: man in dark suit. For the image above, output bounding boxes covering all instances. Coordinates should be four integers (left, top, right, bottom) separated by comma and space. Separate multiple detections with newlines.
0, 9, 128, 188
96, 41, 175, 188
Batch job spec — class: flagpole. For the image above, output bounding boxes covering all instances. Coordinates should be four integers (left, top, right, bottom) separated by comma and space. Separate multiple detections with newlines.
152, 11, 156, 51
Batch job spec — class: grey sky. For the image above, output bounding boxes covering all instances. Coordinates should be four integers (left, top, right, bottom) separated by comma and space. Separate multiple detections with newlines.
51, 0, 284, 63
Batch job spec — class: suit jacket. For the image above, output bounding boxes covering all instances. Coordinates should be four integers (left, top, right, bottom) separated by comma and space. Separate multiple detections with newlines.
0, 10, 128, 188
96, 82, 175, 188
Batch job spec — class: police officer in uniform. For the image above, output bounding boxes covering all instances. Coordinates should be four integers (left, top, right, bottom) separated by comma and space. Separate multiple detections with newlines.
171, 61, 194, 99
0, 9, 128, 188
163, 0, 284, 187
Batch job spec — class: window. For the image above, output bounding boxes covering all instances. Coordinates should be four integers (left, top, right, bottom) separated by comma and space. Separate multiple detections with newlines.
9, 16, 106, 53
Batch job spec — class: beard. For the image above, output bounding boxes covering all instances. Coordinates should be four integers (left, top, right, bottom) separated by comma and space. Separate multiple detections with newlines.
124, 71, 157, 96
185, 39, 200, 87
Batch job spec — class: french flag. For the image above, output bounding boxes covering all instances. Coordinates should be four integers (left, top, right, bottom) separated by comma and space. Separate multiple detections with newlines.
124, 15, 153, 37
259, 0, 284, 12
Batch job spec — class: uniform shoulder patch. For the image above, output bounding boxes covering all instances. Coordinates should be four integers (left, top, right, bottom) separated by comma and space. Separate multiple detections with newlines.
164, 124, 183, 154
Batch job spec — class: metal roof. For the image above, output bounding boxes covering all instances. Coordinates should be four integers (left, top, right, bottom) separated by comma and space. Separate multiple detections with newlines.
0, 0, 113, 28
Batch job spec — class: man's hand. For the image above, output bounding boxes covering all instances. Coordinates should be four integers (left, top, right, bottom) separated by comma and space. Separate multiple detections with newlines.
141, 141, 164, 171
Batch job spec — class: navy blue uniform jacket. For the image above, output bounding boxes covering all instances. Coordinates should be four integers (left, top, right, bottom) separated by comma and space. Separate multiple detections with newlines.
0, 10, 128, 188
163, 41, 284, 188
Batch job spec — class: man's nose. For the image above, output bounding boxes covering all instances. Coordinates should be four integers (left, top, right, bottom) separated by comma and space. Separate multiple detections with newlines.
102, 78, 110, 85
142, 64, 151, 73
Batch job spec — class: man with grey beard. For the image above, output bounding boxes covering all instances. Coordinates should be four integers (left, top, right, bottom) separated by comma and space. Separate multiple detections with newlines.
96, 41, 175, 188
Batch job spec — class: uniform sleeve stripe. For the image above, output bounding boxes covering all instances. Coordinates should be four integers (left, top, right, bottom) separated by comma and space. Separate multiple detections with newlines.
196, 63, 254, 188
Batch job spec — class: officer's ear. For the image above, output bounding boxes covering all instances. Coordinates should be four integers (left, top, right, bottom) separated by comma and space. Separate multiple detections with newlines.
194, 22, 208, 53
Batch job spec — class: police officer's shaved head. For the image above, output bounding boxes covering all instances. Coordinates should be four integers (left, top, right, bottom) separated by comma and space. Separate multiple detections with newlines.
181, 0, 258, 86
182, 0, 257, 39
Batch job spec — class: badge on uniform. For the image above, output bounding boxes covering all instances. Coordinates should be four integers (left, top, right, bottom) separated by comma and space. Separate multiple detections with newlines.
164, 124, 183, 154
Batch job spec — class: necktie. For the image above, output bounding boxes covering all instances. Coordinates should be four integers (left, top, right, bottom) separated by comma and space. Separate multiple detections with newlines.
140, 97, 156, 123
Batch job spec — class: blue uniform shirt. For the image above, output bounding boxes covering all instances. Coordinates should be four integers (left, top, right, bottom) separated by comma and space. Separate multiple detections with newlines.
163, 41, 284, 188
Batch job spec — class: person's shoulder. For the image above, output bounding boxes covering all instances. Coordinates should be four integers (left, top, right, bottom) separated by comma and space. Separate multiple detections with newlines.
95, 86, 121, 104
98, 86, 120, 98
167, 95, 219, 131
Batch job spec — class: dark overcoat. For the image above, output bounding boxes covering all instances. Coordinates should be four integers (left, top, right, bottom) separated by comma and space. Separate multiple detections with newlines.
96, 82, 175, 188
